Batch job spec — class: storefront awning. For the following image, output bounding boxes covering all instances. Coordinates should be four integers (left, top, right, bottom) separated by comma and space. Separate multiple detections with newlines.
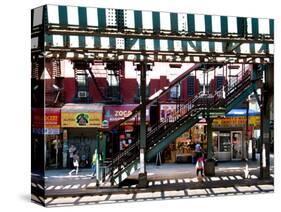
61, 103, 103, 113
226, 109, 260, 117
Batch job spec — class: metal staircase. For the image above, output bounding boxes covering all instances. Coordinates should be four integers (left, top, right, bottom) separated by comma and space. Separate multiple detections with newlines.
107, 63, 202, 131
104, 65, 261, 186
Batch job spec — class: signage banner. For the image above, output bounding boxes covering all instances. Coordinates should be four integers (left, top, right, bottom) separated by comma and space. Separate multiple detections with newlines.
61, 112, 102, 128
104, 104, 149, 126
160, 104, 188, 123
32, 108, 61, 134
212, 116, 260, 128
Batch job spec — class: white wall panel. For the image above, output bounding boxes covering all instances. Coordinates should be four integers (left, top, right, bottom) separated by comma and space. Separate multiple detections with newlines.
160, 12, 171, 31
69, 36, 79, 48
101, 37, 110, 48
85, 36, 95, 48
86, 7, 98, 26
33, 7, 43, 26
212, 15, 221, 33
47, 5, 59, 24
178, 13, 187, 32
31, 37, 38, 49
52, 35, 64, 47
195, 14, 205, 32
142, 11, 153, 29
125, 10, 135, 29
259, 18, 270, 34
67, 6, 79, 25
228, 17, 237, 33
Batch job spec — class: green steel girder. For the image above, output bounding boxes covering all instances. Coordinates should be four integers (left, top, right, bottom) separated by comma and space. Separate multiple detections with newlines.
113, 159, 139, 185
226, 82, 257, 112
146, 117, 199, 160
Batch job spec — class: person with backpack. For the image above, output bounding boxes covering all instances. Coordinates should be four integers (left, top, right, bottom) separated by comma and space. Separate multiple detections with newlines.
195, 152, 205, 178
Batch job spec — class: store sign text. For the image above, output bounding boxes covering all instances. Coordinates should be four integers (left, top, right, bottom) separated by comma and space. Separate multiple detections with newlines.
61, 112, 102, 128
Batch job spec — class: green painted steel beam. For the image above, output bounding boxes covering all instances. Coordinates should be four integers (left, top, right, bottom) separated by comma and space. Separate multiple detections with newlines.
237, 17, 246, 37
146, 117, 199, 160
97, 8, 106, 30
58, 5, 68, 26
113, 160, 139, 184
39, 5, 274, 40
187, 14, 195, 34
252, 18, 259, 38
221, 16, 228, 36
134, 10, 142, 33
205, 15, 212, 35
226, 83, 256, 112
153, 11, 160, 33
170, 12, 178, 33
78, 7, 87, 28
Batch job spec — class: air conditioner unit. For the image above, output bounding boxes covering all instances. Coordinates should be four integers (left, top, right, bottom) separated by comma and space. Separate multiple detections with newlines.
78, 91, 88, 98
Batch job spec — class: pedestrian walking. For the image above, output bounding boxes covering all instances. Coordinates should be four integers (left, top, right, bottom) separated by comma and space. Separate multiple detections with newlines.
91, 150, 97, 178
69, 144, 76, 168
69, 151, 79, 175
194, 142, 202, 162
195, 152, 205, 180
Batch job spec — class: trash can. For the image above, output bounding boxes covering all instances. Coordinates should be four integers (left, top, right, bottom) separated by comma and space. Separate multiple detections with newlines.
204, 159, 215, 176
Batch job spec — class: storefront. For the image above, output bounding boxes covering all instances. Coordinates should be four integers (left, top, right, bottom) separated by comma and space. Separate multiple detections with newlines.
212, 112, 260, 161
61, 103, 103, 168
103, 104, 149, 153
159, 103, 207, 163
32, 108, 62, 169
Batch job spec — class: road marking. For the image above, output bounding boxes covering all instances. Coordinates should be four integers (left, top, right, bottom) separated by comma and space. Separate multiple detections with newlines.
210, 177, 220, 181
212, 187, 236, 194
164, 190, 185, 197
46, 185, 54, 190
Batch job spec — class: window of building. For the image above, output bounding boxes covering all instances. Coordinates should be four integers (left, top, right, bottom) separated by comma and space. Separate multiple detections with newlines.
170, 83, 181, 99
187, 76, 195, 96
107, 70, 120, 99
76, 69, 89, 99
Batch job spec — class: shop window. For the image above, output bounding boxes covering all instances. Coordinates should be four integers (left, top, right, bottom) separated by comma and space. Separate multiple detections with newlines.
212, 132, 219, 152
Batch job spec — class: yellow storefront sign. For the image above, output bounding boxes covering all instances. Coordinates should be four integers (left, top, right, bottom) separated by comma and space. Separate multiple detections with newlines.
61, 112, 102, 128
213, 116, 260, 128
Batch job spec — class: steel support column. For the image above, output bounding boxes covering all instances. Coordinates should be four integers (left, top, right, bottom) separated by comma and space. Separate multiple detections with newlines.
245, 99, 249, 160
96, 131, 100, 187
138, 61, 148, 187
260, 64, 272, 179
205, 114, 215, 176
207, 117, 213, 160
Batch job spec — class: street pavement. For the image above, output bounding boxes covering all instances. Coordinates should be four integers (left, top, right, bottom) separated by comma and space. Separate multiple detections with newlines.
31, 154, 274, 207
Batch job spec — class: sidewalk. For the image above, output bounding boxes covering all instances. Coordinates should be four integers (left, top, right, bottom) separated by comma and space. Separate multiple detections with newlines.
43, 155, 274, 182
31, 156, 274, 206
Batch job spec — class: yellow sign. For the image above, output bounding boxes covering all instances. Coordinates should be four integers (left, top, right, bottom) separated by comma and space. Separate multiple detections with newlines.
213, 116, 260, 128
61, 112, 102, 128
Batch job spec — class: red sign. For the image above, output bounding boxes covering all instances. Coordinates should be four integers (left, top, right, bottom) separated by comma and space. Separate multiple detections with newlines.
32, 108, 61, 129
103, 104, 149, 126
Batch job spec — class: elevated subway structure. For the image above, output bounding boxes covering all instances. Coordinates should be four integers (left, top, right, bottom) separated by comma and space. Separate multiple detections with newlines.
31, 5, 274, 188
